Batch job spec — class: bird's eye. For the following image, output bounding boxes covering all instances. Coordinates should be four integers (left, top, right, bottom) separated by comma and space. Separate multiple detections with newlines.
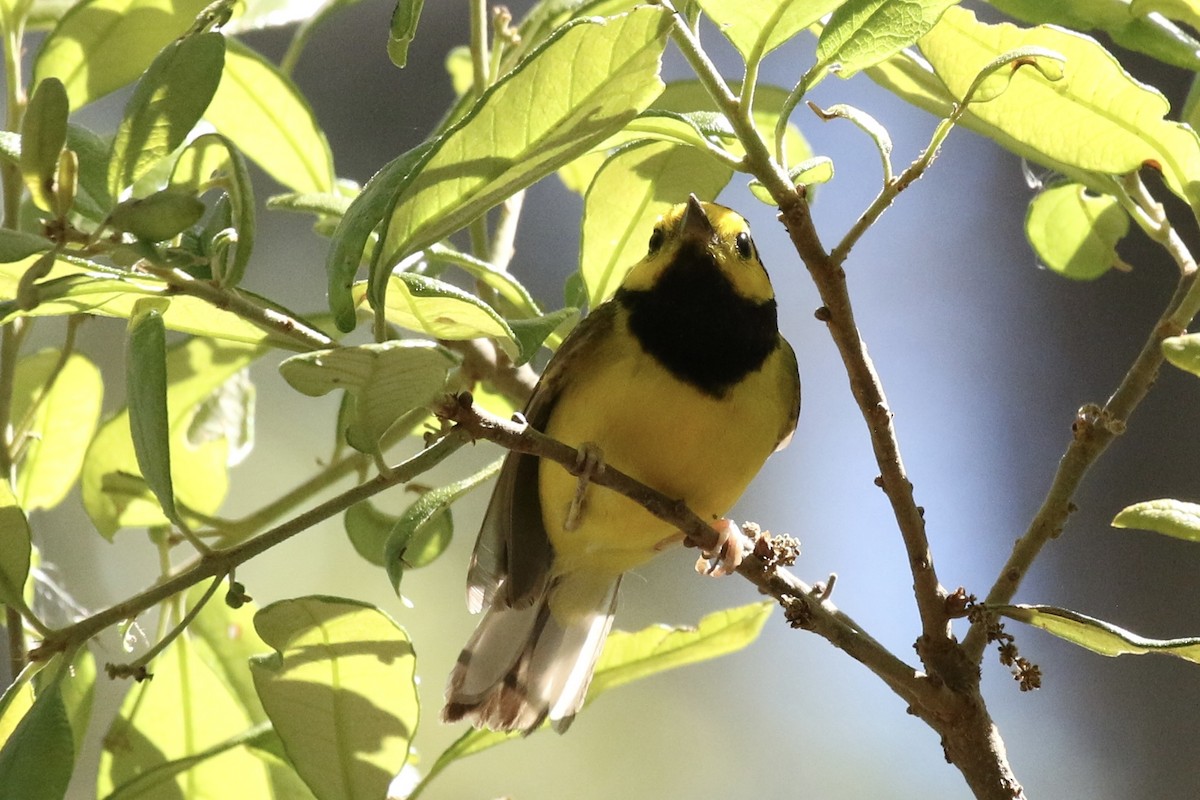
647, 227, 665, 255
735, 231, 754, 260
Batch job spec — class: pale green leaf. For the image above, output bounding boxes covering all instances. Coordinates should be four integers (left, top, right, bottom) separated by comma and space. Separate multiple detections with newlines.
387, 0, 423, 67
817, 0, 961, 78
81, 336, 262, 537
445, 45, 472, 96
581, 141, 732, 307
125, 298, 181, 527
507, 307, 579, 362
1163, 332, 1200, 377
204, 39, 335, 194
66, 122, 113, 213
0, 255, 289, 346
377, 8, 671, 274
998, 604, 1200, 662
428, 602, 773, 771
49, 646, 95, 757
990, 0, 1200, 72
0, 671, 72, 800
20, 77, 69, 211
107, 32, 226, 197
384, 458, 502, 592
1133, 0, 1200, 30
426, 243, 542, 318
250, 597, 418, 800
108, 189, 207, 241
344, 499, 399, 567
696, 0, 843, 62
12, 349, 103, 510
32, 0, 214, 108
919, 6, 1200, 208
0, 480, 31, 610
170, 132, 256, 286
1025, 182, 1129, 280
1112, 498, 1200, 541
362, 273, 519, 355
279, 339, 454, 453
97, 631, 275, 797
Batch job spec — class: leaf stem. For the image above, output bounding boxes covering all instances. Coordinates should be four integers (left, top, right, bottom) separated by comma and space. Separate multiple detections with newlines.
106, 570, 226, 679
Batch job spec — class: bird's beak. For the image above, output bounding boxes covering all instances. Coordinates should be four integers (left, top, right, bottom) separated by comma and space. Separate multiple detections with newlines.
681, 193, 715, 244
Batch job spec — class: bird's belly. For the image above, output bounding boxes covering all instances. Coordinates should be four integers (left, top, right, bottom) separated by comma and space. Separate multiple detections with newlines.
540, 345, 785, 579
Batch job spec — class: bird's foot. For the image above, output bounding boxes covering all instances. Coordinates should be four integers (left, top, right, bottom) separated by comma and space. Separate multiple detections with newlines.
564, 442, 604, 531
694, 518, 744, 577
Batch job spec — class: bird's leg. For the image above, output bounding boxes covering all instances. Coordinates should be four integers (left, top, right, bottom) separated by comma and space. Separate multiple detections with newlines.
694, 518, 744, 577
564, 442, 604, 531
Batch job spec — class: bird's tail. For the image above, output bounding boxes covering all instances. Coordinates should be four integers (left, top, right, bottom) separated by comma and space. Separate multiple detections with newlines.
443, 575, 620, 734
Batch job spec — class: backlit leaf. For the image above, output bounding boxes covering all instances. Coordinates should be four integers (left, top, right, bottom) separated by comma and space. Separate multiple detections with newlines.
1113, 498, 1200, 541
998, 604, 1200, 663
1025, 182, 1129, 280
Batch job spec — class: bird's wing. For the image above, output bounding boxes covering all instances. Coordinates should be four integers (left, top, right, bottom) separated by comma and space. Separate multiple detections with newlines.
773, 335, 802, 452
466, 302, 621, 612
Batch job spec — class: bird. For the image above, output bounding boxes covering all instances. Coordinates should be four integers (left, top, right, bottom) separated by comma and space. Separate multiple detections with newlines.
443, 194, 800, 734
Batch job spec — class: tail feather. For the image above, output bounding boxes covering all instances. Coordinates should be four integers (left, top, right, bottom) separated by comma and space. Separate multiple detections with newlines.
444, 577, 620, 734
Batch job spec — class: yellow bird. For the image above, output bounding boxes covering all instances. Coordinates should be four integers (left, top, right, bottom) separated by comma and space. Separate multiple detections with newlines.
443, 195, 800, 733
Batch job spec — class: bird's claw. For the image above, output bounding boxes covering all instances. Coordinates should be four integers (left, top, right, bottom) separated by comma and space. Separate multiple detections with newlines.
694, 518, 744, 577
564, 442, 604, 531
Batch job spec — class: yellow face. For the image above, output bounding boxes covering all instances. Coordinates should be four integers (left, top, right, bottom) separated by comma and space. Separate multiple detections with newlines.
619, 198, 775, 304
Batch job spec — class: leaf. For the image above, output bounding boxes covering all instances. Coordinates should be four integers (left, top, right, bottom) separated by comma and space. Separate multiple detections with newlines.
326, 143, 433, 332
204, 39, 335, 194
388, 0, 424, 67
580, 140, 732, 307
32, 0, 214, 108
0, 256, 287, 346
919, 6, 1200, 209
998, 604, 1200, 663
0, 666, 73, 800
125, 298, 182, 527
82, 335, 262, 537
0, 230, 53, 263
384, 457, 502, 591
48, 646, 95, 758
12, 349, 103, 510
1025, 182, 1129, 280
250, 597, 418, 800
0, 480, 31, 611
989, 0, 1200, 72
344, 499, 399, 567
1112, 498, 1200, 541
278, 339, 454, 453
20, 77, 69, 211
1163, 332, 1200, 378
376, 7, 671, 273
97, 630, 276, 797
426, 243, 542, 318
428, 602, 773, 770
170, 132, 256, 286
508, 307, 579, 363
364, 273, 519, 356
696, 0, 843, 63
106, 31, 225, 198
816, 0, 961, 78
108, 189, 207, 241
66, 122, 114, 214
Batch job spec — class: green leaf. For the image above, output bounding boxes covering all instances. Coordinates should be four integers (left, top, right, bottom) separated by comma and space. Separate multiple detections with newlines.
817, 0, 961, 78
278, 339, 454, 453
426, 243, 542, 318
1163, 332, 1200, 377
204, 39, 335, 195
0, 480, 31, 611
125, 298, 182, 528
580, 140, 732, 308
989, 0, 1200, 72
388, 0, 424, 67
108, 189, 207, 241
170, 132, 256, 286
1112, 498, 1200, 541
12, 349, 103, 510
1132, 0, 1200, 29
1024, 182, 1129, 280
364, 273, 519, 356
82, 335, 262, 537
0, 229, 53, 262
919, 6, 1200, 209
32, 0, 215, 108
48, 646, 95, 758
97, 631, 277, 797
427, 602, 773, 772
0, 666, 73, 800
250, 597, 418, 800
508, 307, 579, 363
344, 499, 399, 567
376, 7, 671, 273
326, 143, 433, 332
107, 32, 226, 198
998, 604, 1200, 663
696, 0, 843, 63
66, 123, 114, 214
384, 458, 502, 592
20, 77, 69, 211
267, 190, 352, 220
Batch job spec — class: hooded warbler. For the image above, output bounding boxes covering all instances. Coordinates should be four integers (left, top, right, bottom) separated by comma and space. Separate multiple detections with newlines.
443, 195, 800, 733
